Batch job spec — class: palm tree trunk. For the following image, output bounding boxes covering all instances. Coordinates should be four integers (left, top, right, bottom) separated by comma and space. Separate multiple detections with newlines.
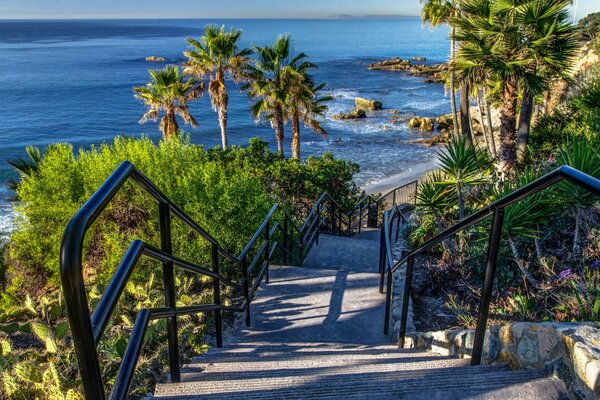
482, 87, 497, 159
498, 78, 519, 174
291, 112, 301, 160
218, 104, 228, 150
476, 90, 492, 156
508, 235, 540, 289
450, 28, 459, 137
516, 86, 534, 163
274, 104, 285, 157
164, 109, 179, 139
460, 81, 473, 146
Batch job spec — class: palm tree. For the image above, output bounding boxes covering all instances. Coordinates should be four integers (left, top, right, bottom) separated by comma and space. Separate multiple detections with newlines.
184, 25, 252, 150
7, 145, 43, 201
245, 34, 306, 157
515, 2, 578, 162
134, 65, 203, 140
420, 0, 460, 137
452, 0, 578, 172
284, 63, 332, 160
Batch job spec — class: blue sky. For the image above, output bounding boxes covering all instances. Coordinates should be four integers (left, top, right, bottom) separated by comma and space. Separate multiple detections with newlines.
0, 0, 596, 19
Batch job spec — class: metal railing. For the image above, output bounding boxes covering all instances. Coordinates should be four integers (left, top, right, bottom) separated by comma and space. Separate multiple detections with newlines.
60, 161, 312, 400
380, 165, 600, 366
60, 162, 421, 399
312, 180, 419, 238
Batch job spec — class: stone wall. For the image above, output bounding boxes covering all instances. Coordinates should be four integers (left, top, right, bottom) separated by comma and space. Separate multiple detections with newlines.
402, 323, 600, 400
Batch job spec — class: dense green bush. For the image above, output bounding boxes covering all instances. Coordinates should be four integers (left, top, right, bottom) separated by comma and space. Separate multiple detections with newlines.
0, 135, 361, 398
529, 65, 600, 157
410, 133, 599, 329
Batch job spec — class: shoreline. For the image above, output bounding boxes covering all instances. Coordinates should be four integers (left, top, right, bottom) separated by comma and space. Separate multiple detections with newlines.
362, 156, 439, 195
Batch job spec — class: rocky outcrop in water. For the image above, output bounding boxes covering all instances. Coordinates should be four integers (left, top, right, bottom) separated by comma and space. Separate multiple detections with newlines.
332, 109, 367, 120
368, 57, 446, 83
408, 116, 435, 131
355, 97, 383, 111
146, 56, 166, 62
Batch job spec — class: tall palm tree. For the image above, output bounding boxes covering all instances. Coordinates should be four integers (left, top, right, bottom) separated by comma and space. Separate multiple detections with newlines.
284, 62, 332, 160
452, 0, 578, 172
184, 25, 252, 150
134, 65, 203, 140
515, 1, 578, 162
245, 34, 306, 157
420, 0, 460, 137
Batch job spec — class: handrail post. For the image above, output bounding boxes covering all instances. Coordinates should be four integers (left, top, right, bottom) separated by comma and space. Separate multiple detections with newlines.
384, 266, 393, 335
211, 244, 223, 348
347, 211, 351, 236
283, 217, 289, 265
471, 208, 505, 366
398, 253, 414, 348
159, 202, 180, 382
329, 201, 335, 235
265, 221, 270, 284
378, 227, 386, 294
242, 255, 251, 326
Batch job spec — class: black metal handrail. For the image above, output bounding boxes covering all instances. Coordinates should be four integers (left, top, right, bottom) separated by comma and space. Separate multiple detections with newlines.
60, 161, 309, 400
380, 165, 600, 365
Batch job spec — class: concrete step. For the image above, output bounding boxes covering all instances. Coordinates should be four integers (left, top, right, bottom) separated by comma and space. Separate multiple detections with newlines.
155, 342, 567, 400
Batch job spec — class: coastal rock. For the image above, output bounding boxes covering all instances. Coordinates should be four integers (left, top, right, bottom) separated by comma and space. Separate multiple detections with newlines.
436, 114, 454, 132
355, 97, 383, 111
146, 56, 166, 62
412, 57, 426, 62
368, 57, 446, 84
412, 132, 451, 147
332, 109, 367, 120
408, 116, 434, 131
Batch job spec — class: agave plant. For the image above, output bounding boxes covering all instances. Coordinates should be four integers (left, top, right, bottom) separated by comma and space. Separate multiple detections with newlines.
554, 137, 600, 257
416, 171, 456, 233
436, 136, 486, 219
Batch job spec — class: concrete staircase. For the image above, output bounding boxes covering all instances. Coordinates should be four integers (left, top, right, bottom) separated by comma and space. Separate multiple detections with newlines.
154, 231, 568, 399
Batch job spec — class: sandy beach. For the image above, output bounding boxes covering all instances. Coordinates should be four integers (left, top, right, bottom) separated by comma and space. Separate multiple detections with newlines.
362, 156, 439, 195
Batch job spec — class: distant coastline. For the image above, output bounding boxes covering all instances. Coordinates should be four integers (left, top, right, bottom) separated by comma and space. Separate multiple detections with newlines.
331, 15, 420, 20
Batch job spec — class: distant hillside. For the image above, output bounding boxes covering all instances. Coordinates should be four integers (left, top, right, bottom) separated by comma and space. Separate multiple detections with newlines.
331, 14, 419, 20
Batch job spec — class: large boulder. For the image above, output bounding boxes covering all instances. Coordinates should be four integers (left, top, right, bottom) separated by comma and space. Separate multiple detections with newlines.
436, 114, 454, 132
333, 109, 367, 120
408, 116, 434, 131
355, 97, 383, 111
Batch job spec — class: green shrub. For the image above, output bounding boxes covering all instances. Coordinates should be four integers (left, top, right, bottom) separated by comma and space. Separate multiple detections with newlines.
1, 135, 361, 398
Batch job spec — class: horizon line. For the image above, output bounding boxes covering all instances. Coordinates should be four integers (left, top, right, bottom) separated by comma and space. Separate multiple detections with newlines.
0, 15, 422, 21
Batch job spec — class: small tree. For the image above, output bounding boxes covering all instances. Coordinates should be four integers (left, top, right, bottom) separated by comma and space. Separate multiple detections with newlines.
134, 65, 203, 140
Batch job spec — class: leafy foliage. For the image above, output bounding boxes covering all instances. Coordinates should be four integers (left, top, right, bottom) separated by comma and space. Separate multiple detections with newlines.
184, 24, 252, 150
1, 136, 361, 398
133, 66, 204, 139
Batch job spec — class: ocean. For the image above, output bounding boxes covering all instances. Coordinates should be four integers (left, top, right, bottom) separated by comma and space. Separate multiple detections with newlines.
0, 18, 451, 236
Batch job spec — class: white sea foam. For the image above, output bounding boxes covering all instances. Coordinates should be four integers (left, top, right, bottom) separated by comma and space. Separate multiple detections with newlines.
402, 98, 450, 111
329, 89, 361, 100
0, 201, 15, 241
